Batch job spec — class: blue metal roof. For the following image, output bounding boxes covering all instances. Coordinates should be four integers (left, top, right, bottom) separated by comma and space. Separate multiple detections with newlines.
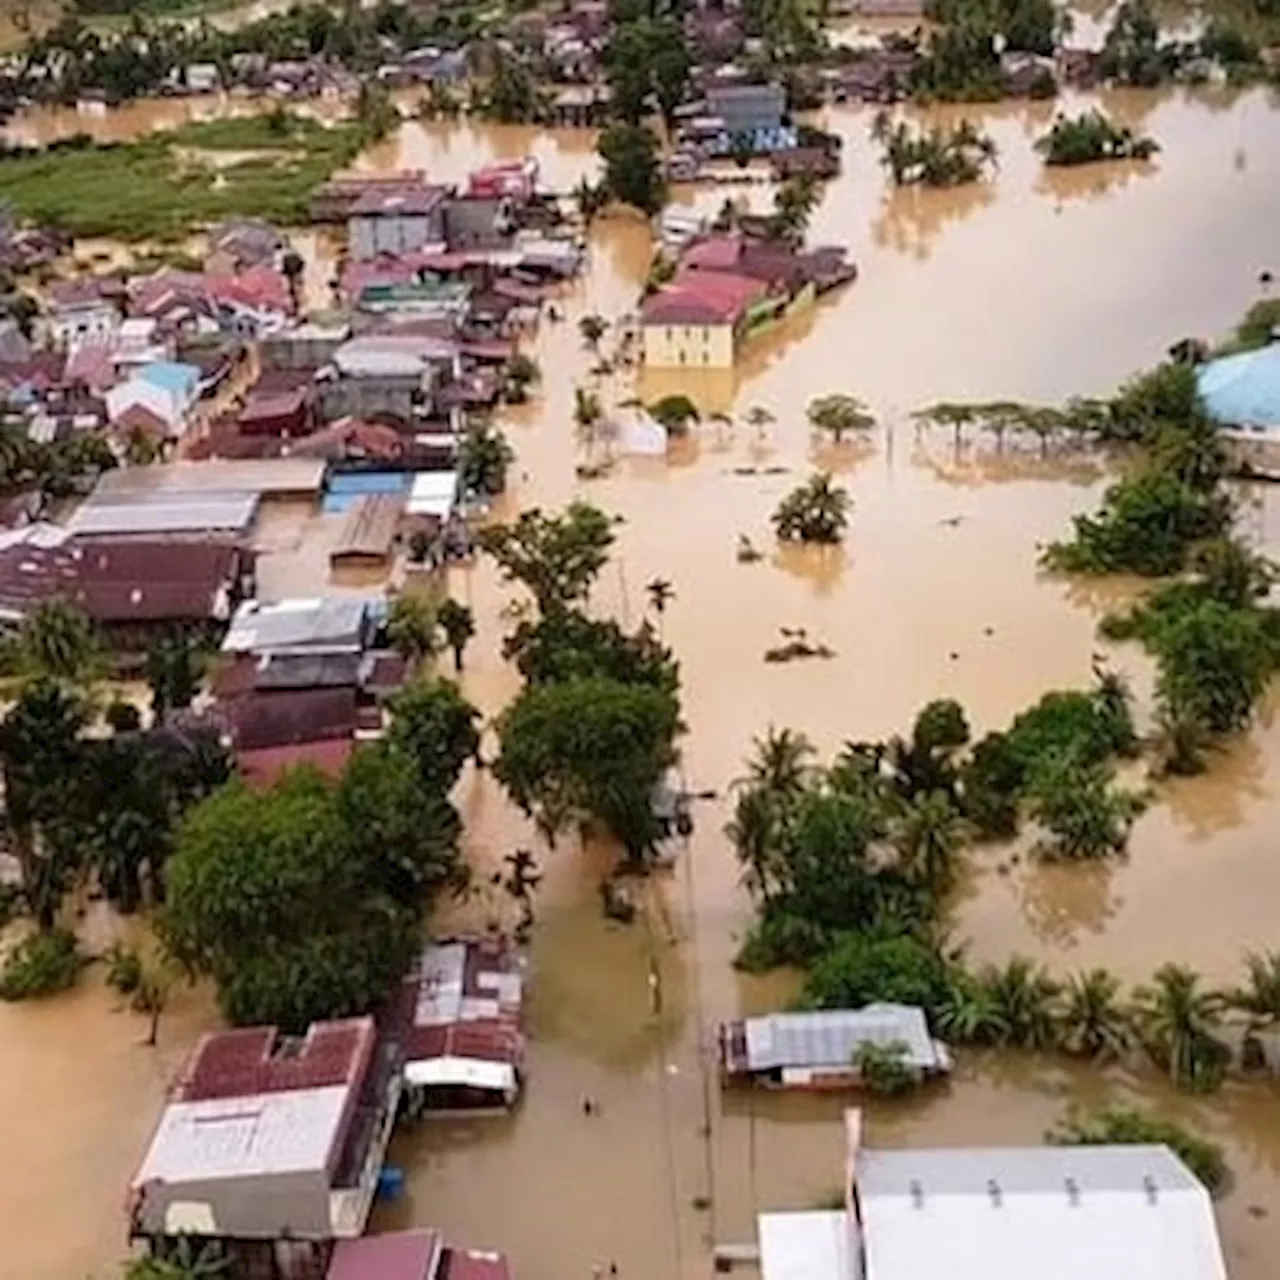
138, 361, 200, 397
1197, 344, 1280, 431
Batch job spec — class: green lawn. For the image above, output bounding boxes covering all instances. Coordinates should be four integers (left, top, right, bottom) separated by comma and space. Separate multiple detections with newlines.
0, 113, 365, 240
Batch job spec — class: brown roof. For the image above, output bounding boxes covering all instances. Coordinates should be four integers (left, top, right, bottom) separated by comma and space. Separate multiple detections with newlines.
223, 687, 360, 751
239, 736, 356, 789
331, 494, 403, 562
176, 1018, 376, 1102
0, 537, 245, 624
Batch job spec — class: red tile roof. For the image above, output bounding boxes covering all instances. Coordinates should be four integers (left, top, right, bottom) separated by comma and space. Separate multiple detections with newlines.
176, 1018, 376, 1102
328, 1230, 443, 1280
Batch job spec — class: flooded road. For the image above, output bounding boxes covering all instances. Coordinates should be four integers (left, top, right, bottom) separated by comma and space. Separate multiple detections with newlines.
2, 86, 1280, 1279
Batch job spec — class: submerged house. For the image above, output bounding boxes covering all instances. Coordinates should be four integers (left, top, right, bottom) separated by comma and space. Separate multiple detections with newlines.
387, 938, 526, 1116
754, 1109, 1229, 1280
129, 1017, 401, 1277
1198, 343, 1280, 477
719, 1004, 951, 1090
327, 1229, 512, 1280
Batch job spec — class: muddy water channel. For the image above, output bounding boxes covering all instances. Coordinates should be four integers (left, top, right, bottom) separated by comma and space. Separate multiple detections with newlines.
2, 87, 1280, 1280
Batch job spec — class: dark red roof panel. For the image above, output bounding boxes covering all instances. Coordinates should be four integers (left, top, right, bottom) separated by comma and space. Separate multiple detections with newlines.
177, 1018, 376, 1102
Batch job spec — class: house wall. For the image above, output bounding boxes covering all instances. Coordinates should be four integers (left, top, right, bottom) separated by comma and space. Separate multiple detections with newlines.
348, 210, 444, 261
138, 1168, 330, 1240
642, 320, 735, 369
51, 302, 118, 349
320, 374, 429, 421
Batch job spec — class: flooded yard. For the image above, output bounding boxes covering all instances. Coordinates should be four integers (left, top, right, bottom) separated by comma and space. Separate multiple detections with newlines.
1, 83, 1279, 1280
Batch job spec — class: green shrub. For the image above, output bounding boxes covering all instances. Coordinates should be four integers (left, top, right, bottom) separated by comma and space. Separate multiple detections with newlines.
854, 1039, 920, 1096
0, 928, 85, 1001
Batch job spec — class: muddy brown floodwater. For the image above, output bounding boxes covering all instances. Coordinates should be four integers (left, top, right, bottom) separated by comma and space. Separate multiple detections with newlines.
2, 85, 1280, 1280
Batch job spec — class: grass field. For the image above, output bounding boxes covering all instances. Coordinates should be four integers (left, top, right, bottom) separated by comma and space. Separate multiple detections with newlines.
0, 113, 365, 240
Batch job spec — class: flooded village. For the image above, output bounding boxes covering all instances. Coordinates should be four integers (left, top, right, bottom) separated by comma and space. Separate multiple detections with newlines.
0, 0, 1278, 1277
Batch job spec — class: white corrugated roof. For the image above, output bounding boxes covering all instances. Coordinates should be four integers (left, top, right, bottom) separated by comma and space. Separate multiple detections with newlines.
858, 1144, 1228, 1280
91, 458, 326, 496
743, 1004, 942, 1072
222, 596, 370, 654
404, 1056, 516, 1093
406, 470, 458, 519
133, 1086, 347, 1185
68, 491, 259, 536
758, 1212, 853, 1280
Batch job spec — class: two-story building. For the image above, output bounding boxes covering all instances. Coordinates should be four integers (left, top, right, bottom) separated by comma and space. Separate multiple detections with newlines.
348, 185, 449, 261
129, 1017, 401, 1278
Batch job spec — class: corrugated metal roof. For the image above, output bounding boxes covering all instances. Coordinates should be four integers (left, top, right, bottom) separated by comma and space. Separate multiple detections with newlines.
328, 1230, 443, 1280
857, 1144, 1228, 1280
743, 1004, 941, 1072
135, 1086, 349, 1184
404, 1056, 517, 1092
222, 596, 370, 654
91, 457, 327, 496
407, 469, 457, 518
68, 491, 259, 536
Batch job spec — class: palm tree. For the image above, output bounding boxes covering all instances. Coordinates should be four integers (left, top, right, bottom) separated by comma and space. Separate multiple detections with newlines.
725, 785, 785, 903
1229, 950, 1280, 1031
739, 727, 815, 803
17, 599, 103, 686
984, 957, 1062, 1050
745, 404, 775, 438
773, 472, 853, 544
1058, 968, 1132, 1061
574, 385, 604, 459
1132, 963, 1229, 1091
893, 791, 964, 895
646, 577, 675, 626
437, 598, 476, 672
501, 847, 542, 942
579, 313, 607, 350
935, 972, 1006, 1046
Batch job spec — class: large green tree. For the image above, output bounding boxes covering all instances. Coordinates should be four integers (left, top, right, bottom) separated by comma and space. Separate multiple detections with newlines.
161, 757, 455, 1031
598, 122, 667, 215
494, 674, 681, 860
479, 502, 617, 614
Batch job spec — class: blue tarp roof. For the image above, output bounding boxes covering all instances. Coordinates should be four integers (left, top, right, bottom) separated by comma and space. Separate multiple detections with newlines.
138, 361, 200, 397
1197, 344, 1280, 431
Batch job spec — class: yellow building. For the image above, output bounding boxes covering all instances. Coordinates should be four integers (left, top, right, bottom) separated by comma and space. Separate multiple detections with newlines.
641, 270, 769, 370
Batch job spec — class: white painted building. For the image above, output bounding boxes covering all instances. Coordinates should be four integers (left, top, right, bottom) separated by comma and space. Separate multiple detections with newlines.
756, 1110, 1230, 1280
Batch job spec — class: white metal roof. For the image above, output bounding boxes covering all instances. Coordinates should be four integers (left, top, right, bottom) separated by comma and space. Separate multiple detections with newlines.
91, 458, 326, 496
407, 470, 458, 518
414, 941, 522, 1027
743, 1004, 943, 1072
221, 596, 371, 654
758, 1212, 853, 1280
68, 491, 260, 536
403, 1056, 516, 1093
857, 1144, 1228, 1280
133, 1085, 347, 1186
